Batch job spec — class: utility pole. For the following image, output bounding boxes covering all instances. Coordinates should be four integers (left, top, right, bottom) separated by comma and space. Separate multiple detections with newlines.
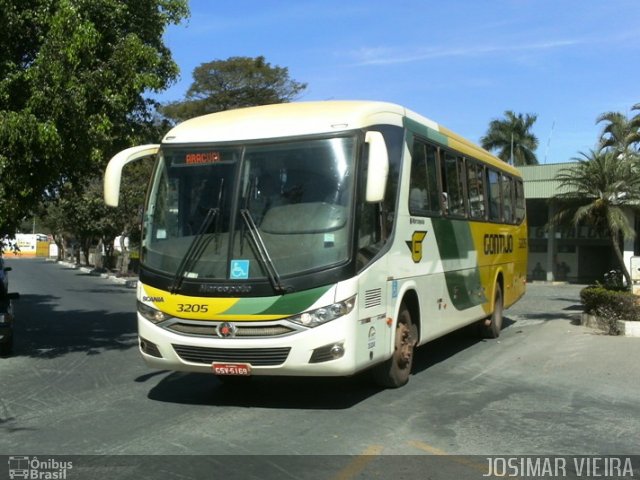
544, 120, 555, 164
510, 133, 514, 165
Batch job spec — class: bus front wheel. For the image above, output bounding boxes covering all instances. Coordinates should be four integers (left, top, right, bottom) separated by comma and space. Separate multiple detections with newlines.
480, 283, 503, 338
372, 303, 417, 388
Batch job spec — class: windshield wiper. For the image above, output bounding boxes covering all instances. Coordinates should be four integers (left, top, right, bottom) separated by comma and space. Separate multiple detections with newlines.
170, 207, 219, 294
239, 208, 292, 294
171, 178, 226, 294
213, 178, 225, 252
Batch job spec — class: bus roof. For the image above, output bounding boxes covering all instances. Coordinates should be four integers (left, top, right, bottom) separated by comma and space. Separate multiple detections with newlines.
163, 101, 408, 143
162, 100, 521, 177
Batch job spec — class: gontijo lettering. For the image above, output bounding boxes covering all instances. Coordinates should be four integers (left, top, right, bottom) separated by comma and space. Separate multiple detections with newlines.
484, 234, 513, 255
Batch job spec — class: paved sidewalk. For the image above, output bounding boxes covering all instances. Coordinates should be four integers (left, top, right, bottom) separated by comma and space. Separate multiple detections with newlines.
503, 282, 640, 397
51, 259, 138, 288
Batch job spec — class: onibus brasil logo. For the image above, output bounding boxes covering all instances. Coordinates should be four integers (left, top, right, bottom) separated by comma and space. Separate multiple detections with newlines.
8, 456, 73, 479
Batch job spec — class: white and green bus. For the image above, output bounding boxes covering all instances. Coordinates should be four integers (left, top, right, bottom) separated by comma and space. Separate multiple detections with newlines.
104, 101, 527, 387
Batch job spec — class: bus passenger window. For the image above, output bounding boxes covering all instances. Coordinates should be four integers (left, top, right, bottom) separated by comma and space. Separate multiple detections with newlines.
409, 140, 440, 216
515, 180, 526, 223
442, 151, 466, 217
502, 175, 515, 224
467, 161, 486, 220
486, 168, 502, 222
409, 142, 428, 213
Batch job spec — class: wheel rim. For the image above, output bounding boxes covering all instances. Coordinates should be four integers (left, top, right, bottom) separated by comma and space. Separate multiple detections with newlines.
395, 317, 416, 370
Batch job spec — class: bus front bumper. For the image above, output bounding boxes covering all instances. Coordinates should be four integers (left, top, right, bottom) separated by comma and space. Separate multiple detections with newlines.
136, 314, 361, 377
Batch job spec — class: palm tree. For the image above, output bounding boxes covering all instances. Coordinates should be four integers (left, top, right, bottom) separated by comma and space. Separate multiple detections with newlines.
596, 105, 640, 157
551, 149, 640, 287
480, 111, 539, 166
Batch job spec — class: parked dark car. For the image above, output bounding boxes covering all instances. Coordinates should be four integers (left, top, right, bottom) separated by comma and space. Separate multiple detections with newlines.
0, 257, 19, 357
0, 292, 19, 357
0, 256, 10, 295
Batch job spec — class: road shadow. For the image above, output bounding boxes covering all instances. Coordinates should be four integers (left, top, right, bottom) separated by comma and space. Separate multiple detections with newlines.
147, 371, 381, 409
11, 293, 138, 359
411, 323, 497, 376
563, 304, 583, 311
510, 311, 582, 322
146, 325, 492, 409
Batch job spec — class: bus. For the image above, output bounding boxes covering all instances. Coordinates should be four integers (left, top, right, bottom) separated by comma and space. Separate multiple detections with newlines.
104, 101, 527, 388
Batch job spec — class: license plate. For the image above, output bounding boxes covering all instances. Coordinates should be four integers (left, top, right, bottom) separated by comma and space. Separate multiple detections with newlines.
212, 363, 252, 376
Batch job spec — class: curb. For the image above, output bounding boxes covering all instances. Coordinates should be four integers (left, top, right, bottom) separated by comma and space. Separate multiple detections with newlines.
581, 312, 640, 337
53, 259, 138, 289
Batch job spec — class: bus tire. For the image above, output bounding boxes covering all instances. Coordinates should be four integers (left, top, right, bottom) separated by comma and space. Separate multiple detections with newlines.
372, 302, 417, 388
480, 283, 503, 339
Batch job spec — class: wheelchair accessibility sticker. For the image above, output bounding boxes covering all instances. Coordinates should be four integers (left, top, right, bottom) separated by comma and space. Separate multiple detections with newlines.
230, 259, 250, 280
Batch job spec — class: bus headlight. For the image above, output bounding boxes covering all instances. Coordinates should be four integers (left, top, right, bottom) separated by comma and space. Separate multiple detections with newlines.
137, 301, 173, 324
288, 295, 356, 328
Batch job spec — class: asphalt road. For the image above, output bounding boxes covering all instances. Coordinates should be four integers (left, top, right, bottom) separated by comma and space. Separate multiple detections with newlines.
1, 258, 639, 479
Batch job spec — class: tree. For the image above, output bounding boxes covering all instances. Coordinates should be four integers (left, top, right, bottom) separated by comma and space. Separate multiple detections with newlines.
480, 111, 539, 165
160, 56, 307, 122
550, 149, 640, 287
596, 104, 640, 158
0, 0, 189, 239
40, 158, 153, 268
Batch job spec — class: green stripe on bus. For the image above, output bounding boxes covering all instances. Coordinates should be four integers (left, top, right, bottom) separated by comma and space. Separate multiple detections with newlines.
431, 217, 473, 260
431, 218, 485, 310
403, 117, 448, 146
223, 296, 280, 315
443, 270, 485, 311
259, 285, 333, 315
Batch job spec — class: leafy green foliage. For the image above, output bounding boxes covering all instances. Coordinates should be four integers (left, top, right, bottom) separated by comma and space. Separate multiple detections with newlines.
597, 104, 640, 157
39, 158, 153, 266
480, 111, 539, 165
0, 111, 61, 240
0, 0, 189, 237
160, 56, 307, 122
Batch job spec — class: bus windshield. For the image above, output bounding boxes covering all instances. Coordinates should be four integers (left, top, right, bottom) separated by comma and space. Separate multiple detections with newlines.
142, 136, 357, 283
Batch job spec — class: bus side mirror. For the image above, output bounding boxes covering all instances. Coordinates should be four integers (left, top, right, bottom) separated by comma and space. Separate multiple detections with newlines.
364, 131, 389, 203
104, 144, 160, 207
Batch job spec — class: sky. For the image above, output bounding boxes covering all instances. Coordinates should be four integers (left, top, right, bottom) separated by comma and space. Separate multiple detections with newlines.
155, 0, 640, 164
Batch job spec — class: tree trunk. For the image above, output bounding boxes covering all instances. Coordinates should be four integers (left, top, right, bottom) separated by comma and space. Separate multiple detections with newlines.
94, 239, 105, 271
53, 234, 64, 261
611, 233, 631, 288
84, 240, 91, 266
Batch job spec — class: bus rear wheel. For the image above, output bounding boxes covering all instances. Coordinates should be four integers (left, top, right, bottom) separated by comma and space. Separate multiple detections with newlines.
372, 303, 417, 388
480, 283, 503, 338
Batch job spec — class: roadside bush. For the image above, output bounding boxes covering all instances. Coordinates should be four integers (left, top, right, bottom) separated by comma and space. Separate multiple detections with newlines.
580, 285, 640, 335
